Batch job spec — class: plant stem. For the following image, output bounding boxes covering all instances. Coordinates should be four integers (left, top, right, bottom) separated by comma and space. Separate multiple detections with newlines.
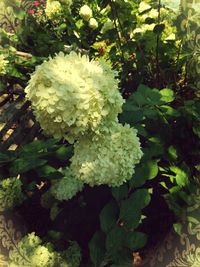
110, 0, 125, 63
156, 0, 161, 88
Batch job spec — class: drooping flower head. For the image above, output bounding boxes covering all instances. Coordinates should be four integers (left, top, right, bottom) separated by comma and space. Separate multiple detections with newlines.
25, 51, 124, 143
70, 123, 143, 187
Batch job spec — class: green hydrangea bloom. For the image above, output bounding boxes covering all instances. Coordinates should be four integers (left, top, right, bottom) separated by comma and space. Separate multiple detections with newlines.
9, 232, 81, 267
0, 54, 8, 75
0, 177, 25, 211
45, 0, 62, 19
25, 51, 124, 143
70, 123, 143, 187
50, 168, 84, 201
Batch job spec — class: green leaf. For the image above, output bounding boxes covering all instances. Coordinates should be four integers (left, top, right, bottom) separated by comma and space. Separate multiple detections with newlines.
100, 201, 118, 233
112, 184, 128, 201
159, 88, 175, 103
173, 223, 183, 236
169, 166, 189, 187
136, 85, 162, 106
36, 165, 57, 176
55, 146, 73, 161
167, 146, 178, 160
57, 23, 67, 32
159, 105, 180, 117
119, 189, 151, 228
106, 226, 125, 254
125, 231, 147, 250
130, 160, 158, 188
20, 139, 57, 154
134, 124, 148, 137
193, 124, 200, 138
10, 158, 48, 176
0, 151, 16, 163
120, 109, 144, 124
89, 231, 106, 267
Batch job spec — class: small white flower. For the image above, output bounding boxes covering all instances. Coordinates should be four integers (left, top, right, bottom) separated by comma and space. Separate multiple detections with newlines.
79, 4, 92, 21
88, 18, 98, 29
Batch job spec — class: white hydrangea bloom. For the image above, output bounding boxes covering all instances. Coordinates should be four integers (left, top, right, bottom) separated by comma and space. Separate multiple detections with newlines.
138, 1, 151, 13
50, 168, 84, 201
0, 54, 8, 75
88, 18, 98, 29
25, 51, 124, 143
30, 246, 56, 267
79, 5, 92, 21
45, 0, 62, 19
9, 232, 81, 267
9, 233, 57, 267
70, 123, 143, 187
133, 23, 156, 34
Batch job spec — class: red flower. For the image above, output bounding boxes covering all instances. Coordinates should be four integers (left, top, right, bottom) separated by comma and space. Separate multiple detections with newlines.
28, 9, 34, 14
34, 1, 40, 6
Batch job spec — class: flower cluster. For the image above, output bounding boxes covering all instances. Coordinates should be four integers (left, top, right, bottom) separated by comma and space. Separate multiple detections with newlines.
27, 49, 143, 187
70, 123, 143, 187
45, 0, 62, 19
25, 51, 124, 143
79, 5, 98, 30
9, 232, 81, 267
0, 54, 8, 75
45, 0, 72, 20
0, 177, 25, 211
50, 167, 84, 201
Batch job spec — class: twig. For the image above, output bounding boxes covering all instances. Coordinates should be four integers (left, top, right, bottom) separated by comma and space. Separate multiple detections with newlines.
16, 51, 33, 59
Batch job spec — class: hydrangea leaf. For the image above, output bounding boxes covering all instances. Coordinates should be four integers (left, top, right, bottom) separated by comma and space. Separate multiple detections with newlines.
100, 201, 119, 233
89, 231, 106, 267
119, 189, 151, 228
